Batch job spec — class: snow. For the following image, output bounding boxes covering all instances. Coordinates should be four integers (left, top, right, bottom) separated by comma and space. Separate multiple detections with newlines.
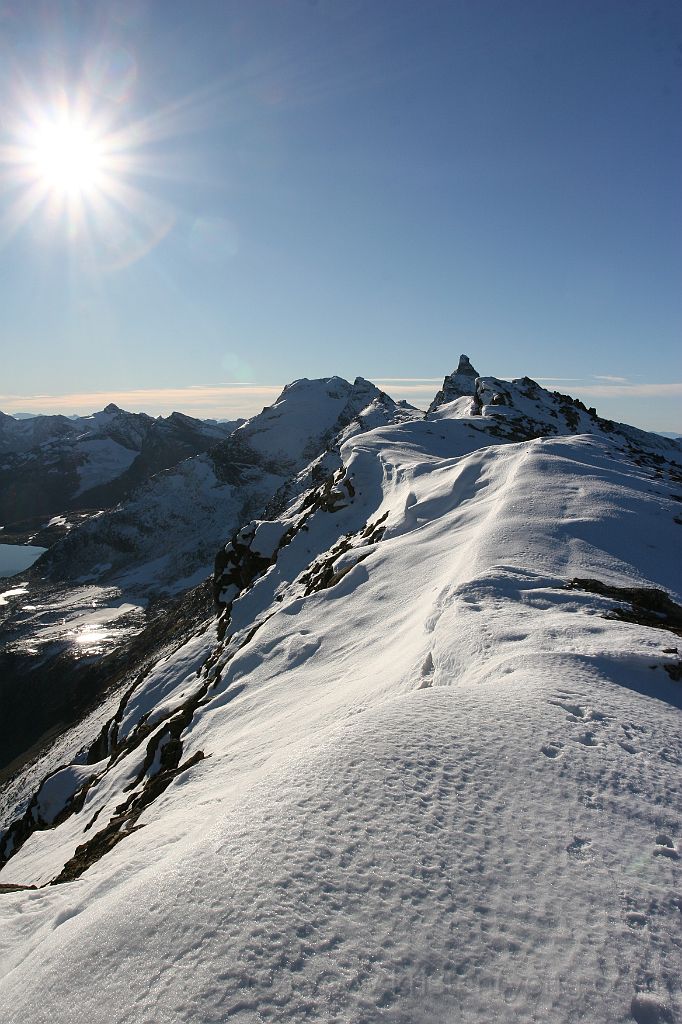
73, 437, 138, 495
0, 373, 680, 1022
237, 376, 359, 464
249, 519, 288, 558
0, 585, 29, 606
116, 628, 217, 743
35, 763, 105, 826
234, 375, 402, 470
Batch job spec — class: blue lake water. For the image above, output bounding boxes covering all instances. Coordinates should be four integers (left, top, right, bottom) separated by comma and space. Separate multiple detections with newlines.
0, 543, 47, 577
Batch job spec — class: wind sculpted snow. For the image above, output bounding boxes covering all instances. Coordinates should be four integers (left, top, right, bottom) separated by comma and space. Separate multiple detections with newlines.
0, 366, 680, 1023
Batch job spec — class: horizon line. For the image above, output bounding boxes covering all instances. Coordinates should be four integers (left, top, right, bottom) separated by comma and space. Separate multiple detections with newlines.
1, 378, 680, 430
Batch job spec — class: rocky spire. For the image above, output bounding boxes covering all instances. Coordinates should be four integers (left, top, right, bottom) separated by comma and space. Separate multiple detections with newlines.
427, 354, 480, 414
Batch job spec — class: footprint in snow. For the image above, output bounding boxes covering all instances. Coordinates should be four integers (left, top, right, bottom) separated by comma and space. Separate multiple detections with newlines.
549, 698, 589, 719
583, 790, 604, 811
622, 722, 647, 739
620, 723, 646, 754
541, 742, 564, 759
625, 912, 647, 929
549, 698, 611, 726
619, 740, 641, 755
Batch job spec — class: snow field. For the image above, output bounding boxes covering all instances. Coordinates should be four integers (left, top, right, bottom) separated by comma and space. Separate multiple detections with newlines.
1, 674, 679, 1023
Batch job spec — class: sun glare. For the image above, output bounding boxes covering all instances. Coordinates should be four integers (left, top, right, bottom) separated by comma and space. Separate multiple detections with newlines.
1, 66, 193, 264
29, 118, 105, 195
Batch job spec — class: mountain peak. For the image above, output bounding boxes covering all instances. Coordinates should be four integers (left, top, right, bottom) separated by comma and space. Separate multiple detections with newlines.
102, 403, 122, 414
427, 353, 480, 414
454, 353, 478, 377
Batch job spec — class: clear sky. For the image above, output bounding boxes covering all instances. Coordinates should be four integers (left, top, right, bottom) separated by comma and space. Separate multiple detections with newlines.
1, 0, 680, 430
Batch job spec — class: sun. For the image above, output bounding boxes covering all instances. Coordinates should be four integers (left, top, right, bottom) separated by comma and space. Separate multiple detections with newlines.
0, 78, 183, 264
28, 117, 105, 196
0, 95, 141, 255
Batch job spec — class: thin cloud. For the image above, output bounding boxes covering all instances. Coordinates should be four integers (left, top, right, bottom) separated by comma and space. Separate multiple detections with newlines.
375, 382, 444, 393
534, 377, 584, 384
572, 382, 682, 398
0, 384, 283, 419
533, 377, 682, 398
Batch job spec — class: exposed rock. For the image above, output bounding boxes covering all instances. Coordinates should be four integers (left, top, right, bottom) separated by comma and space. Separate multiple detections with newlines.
427, 354, 480, 413
567, 578, 682, 636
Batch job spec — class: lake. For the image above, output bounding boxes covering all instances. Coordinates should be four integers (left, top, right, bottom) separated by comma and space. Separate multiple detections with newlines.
0, 542, 47, 577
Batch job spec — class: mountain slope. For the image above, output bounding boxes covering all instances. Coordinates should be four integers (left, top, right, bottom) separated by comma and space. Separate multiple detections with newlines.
0, 365, 680, 1023
35, 376, 412, 596
0, 376, 414, 773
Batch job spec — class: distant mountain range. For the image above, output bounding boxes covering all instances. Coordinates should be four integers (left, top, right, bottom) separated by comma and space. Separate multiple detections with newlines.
0, 404, 242, 530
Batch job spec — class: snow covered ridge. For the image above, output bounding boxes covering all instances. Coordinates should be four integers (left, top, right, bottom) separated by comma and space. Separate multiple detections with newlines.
0, 361, 681, 1023
0, 375, 418, 779
34, 375, 415, 597
429, 355, 682, 458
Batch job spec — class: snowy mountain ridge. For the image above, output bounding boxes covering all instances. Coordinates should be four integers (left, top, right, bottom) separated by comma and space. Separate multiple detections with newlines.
0, 403, 230, 457
35, 374, 413, 596
0, 374, 417, 775
0, 358, 680, 1024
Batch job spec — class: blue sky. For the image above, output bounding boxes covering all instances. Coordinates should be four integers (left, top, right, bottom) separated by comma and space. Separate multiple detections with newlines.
1, 0, 680, 429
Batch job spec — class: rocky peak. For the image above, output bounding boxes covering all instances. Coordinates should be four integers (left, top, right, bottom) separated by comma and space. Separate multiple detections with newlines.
427, 354, 480, 414
165, 410, 201, 428
454, 354, 478, 379
347, 376, 393, 411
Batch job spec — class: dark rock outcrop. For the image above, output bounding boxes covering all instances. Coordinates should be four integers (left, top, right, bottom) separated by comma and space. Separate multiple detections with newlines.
427, 355, 480, 414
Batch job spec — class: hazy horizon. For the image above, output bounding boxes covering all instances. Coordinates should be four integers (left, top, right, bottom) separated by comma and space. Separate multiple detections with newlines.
1, 369, 680, 433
